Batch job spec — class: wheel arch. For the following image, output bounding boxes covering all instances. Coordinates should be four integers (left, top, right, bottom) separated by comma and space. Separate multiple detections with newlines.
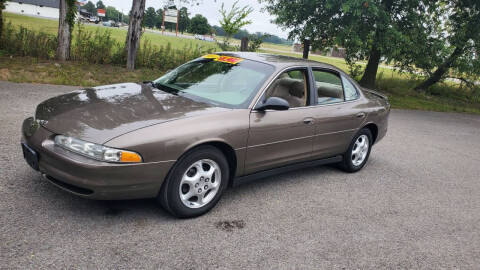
362, 122, 379, 144
179, 140, 238, 186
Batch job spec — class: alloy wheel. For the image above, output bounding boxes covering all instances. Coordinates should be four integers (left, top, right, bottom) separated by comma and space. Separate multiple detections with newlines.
351, 135, 369, 166
179, 159, 221, 209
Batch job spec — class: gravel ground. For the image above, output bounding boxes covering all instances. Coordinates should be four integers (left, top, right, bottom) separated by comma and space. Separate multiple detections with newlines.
1, 81, 480, 269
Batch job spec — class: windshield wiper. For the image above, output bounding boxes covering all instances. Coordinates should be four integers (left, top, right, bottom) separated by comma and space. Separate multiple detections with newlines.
147, 81, 181, 96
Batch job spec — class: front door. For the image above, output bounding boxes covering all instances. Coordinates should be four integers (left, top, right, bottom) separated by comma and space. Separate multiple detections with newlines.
245, 68, 315, 174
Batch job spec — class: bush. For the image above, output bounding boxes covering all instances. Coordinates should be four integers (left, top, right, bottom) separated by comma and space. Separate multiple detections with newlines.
0, 22, 57, 59
71, 24, 122, 64
137, 40, 213, 70
1, 22, 215, 71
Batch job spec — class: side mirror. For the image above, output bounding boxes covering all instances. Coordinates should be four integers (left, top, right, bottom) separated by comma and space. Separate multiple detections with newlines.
256, 97, 290, 111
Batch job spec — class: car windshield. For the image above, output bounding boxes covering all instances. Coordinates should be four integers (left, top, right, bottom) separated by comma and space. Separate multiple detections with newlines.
153, 55, 274, 109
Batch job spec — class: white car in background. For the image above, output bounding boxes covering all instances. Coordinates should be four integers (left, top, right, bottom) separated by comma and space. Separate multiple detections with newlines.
194, 35, 215, 42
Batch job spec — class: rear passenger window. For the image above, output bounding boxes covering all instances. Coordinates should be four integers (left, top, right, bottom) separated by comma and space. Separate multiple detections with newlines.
313, 70, 344, 105
342, 76, 359, 101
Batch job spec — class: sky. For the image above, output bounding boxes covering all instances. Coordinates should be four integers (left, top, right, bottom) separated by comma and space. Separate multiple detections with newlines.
93, 0, 289, 38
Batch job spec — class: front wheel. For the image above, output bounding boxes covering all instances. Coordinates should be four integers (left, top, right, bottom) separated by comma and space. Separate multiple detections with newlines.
157, 146, 229, 218
338, 128, 372, 173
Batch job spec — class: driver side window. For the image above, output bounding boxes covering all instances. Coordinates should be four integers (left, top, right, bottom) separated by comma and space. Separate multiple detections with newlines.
263, 69, 309, 108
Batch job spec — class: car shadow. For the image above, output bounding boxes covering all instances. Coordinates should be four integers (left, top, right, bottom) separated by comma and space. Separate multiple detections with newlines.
30, 162, 348, 220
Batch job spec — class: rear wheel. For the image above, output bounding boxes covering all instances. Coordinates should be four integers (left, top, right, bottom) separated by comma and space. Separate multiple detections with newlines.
157, 146, 229, 218
338, 128, 372, 173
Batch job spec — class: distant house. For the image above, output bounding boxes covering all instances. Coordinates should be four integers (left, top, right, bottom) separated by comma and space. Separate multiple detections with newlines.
4, 0, 60, 19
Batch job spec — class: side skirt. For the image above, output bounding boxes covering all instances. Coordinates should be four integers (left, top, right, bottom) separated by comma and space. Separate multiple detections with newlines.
232, 155, 343, 187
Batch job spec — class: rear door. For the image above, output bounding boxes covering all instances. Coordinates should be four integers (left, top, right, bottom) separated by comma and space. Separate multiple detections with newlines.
309, 68, 366, 159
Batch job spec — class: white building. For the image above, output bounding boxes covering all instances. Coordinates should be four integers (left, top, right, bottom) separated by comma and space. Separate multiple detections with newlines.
5, 0, 60, 19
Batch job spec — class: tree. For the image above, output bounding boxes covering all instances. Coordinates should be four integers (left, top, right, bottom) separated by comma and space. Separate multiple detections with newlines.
96, 0, 105, 10
0, 0, 6, 41
143, 7, 157, 28
105, 6, 124, 22
212, 25, 226, 36
219, 0, 253, 47
261, 0, 431, 89
155, 9, 163, 29
125, 0, 146, 70
413, 0, 480, 90
83, 1, 97, 16
188, 14, 210, 35
56, 0, 77, 61
178, 7, 190, 34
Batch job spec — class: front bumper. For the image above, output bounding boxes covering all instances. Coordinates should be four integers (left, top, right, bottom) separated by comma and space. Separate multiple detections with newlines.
21, 118, 175, 200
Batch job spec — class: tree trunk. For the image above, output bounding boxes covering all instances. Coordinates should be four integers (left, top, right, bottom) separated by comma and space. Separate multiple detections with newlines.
0, 6, 3, 42
303, 39, 310, 59
414, 47, 464, 91
359, 46, 381, 89
359, 0, 393, 89
240, 37, 249, 51
126, 0, 146, 70
0, 0, 4, 42
56, 0, 71, 61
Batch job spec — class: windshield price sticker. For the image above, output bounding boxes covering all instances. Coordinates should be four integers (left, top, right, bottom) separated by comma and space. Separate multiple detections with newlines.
202, 54, 244, 65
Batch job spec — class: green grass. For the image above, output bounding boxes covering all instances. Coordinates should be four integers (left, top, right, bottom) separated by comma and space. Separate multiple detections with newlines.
0, 56, 162, 87
260, 42, 292, 51
4, 12, 218, 50
2, 13, 480, 114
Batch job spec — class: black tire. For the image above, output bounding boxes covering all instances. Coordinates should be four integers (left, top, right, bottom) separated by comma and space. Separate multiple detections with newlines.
157, 146, 229, 218
338, 128, 373, 173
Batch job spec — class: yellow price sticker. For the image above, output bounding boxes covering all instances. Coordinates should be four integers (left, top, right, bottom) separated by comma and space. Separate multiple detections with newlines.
202, 54, 244, 65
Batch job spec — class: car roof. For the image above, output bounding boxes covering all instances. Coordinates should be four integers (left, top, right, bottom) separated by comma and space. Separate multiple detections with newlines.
218, 52, 343, 72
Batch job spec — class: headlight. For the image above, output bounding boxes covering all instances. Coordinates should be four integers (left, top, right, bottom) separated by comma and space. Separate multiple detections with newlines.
54, 135, 142, 163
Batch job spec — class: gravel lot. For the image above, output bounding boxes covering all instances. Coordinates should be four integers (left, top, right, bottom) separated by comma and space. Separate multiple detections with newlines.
1, 81, 480, 269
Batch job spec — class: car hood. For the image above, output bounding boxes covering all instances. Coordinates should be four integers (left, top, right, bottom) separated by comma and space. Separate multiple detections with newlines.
35, 83, 229, 144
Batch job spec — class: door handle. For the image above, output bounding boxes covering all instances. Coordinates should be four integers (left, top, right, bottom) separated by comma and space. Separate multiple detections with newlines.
356, 113, 366, 118
303, 117, 314, 125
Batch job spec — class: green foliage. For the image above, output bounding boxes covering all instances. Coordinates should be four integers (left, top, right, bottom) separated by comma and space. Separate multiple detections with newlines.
105, 6, 125, 23
402, 0, 480, 89
0, 22, 57, 59
137, 40, 212, 70
71, 23, 122, 64
178, 7, 190, 33
0, 21, 214, 70
262, 0, 480, 90
83, 1, 97, 16
219, 0, 253, 40
143, 7, 157, 28
96, 0, 105, 10
65, 0, 78, 29
247, 34, 268, 52
188, 14, 210, 35
0, 0, 6, 40
261, 0, 431, 87
217, 1, 253, 50
155, 9, 163, 29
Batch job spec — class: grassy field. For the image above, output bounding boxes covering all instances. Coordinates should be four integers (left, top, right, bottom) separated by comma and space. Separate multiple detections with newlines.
2, 13, 480, 114
0, 56, 162, 86
4, 13, 219, 50
4, 12, 293, 53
